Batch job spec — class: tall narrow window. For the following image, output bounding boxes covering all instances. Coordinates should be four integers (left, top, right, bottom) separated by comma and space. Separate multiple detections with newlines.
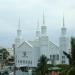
31, 61, 32, 64
53, 55, 55, 60
22, 51, 27, 57
57, 55, 59, 60
62, 56, 65, 59
50, 55, 52, 60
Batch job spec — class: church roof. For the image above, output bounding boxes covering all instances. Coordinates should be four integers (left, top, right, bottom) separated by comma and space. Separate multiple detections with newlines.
18, 41, 33, 48
25, 41, 33, 47
29, 40, 41, 47
49, 41, 59, 48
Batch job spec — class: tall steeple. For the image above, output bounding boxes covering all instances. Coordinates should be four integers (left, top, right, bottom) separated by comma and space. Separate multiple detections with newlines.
41, 11, 47, 36
59, 15, 69, 64
63, 15, 65, 27
40, 11, 49, 56
15, 17, 22, 47
43, 11, 45, 26
61, 15, 67, 37
36, 19, 40, 38
17, 17, 21, 38
18, 17, 21, 30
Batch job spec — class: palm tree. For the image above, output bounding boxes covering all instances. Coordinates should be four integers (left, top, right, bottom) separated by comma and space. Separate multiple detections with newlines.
63, 37, 75, 66
63, 37, 75, 75
63, 51, 72, 65
36, 55, 49, 75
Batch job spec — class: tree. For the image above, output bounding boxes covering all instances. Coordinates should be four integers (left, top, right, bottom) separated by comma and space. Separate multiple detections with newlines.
63, 37, 75, 66
71, 37, 75, 64
63, 51, 72, 65
36, 55, 49, 75
63, 37, 75, 75
0, 48, 9, 65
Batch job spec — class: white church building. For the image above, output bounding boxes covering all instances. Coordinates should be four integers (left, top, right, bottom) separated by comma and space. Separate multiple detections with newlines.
14, 15, 70, 68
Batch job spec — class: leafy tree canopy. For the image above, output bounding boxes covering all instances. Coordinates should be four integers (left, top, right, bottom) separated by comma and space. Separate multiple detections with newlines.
0, 48, 9, 59
36, 55, 49, 75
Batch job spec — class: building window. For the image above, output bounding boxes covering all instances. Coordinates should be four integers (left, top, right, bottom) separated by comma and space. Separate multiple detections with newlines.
23, 60, 25, 64
18, 60, 19, 63
50, 55, 52, 60
62, 56, 65, 59
26, 60, 27, 64
28, 60, 30, 64
20, 60, 22, 63
31, 61, 32, 64
53, 55, 55, 60
62, 61, 65, 64
23, 51, 26, 57
57, 55, 59, 60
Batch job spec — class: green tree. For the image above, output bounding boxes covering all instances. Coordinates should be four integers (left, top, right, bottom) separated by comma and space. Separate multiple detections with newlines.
71, 37, 75, 65
36, 55, 49, 75
0, 48, 9, 64
63, 37, 75, 75
63, 51, 72, 65
63, 37, 75, 66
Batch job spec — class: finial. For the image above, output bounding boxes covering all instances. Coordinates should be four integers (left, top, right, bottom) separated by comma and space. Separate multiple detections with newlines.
63, 14, 65, 27
18, 16, 21, 30
43, 9, 45, 25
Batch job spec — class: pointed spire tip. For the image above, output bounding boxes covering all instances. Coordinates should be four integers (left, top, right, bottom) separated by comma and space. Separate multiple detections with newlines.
63, 15, 65, 27
43, 10, 45, 25
18, 17, 21, 30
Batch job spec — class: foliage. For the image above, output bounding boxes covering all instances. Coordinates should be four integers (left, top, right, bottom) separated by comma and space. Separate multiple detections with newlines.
0, 48, 9, 67
62, 37, 75, 75
56, 64, 69, 70
71, 37, 75, 60
63, 37, 75, 66
63, 51, 72, 65
0, 48, 9, 60
35, 55, 49, 75
66, 67, 75, 75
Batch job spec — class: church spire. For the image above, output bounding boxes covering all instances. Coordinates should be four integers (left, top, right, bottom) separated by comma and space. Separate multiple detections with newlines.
63, 15, 65, 27
15, 17, 22, 47
36, 19, 40, 38
41, 10, 47, 36
61, 15, 67, 36
17, 17, 21, 37
18, 17, 21, 30
43, 10, 45, 26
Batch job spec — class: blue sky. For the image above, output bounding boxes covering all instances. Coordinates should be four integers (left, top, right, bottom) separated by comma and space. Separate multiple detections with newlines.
0, 0, 75, 48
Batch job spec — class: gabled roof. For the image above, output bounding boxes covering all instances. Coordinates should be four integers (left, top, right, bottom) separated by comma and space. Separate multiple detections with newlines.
29, 40, 41, 47
49, 41, 59, 49
18, 41, 33, 48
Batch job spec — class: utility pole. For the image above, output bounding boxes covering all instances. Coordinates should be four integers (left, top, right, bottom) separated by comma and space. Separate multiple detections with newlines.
13, 44, 16, 75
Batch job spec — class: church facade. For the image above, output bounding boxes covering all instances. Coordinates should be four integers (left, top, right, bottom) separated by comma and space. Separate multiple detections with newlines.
14, 16, 70, 68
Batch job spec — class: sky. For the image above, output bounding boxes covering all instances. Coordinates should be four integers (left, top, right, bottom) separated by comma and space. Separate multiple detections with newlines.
0, 0, 75, 48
